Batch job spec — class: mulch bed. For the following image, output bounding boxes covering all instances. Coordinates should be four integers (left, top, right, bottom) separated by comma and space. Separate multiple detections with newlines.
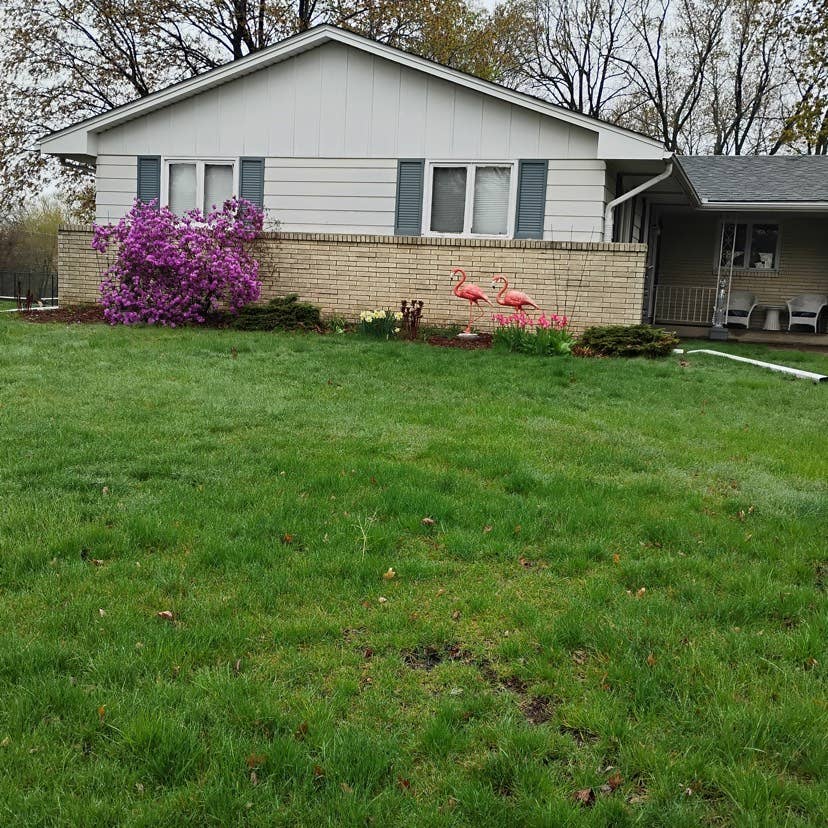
18, 305, 106, 324
426, 333, 492, 350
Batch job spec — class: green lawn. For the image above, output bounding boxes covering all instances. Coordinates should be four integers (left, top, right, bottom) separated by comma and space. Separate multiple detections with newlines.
0, 317, 826, 826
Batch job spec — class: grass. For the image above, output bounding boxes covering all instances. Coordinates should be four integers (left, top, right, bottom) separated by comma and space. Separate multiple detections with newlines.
0, 316, 826, 826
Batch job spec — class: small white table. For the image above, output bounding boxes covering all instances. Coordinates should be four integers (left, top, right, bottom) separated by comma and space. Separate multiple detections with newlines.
760, 304, 785, 331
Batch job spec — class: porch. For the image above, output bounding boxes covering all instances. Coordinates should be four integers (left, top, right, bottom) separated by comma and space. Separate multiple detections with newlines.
648, 210, 828, 342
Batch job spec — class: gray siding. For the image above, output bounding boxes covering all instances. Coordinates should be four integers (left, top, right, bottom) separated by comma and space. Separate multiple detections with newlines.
97, 42, 598, 160
95, 155, 137, 223
264, 158, 397, 233
545, 160, 607, 241
93, 41, 610, 237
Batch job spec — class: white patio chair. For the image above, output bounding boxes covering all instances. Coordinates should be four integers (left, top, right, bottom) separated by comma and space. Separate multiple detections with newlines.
786, 294, 828, 333
726, 290, 759, 328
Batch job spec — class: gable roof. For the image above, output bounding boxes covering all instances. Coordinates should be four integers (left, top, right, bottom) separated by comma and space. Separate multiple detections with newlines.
39, 24, 667, 162
677, 155, 828, 205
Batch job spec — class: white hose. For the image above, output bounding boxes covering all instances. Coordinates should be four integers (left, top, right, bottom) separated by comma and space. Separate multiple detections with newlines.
673, 348, 827, 383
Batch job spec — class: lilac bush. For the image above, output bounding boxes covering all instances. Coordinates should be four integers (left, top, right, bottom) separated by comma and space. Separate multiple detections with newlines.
92, 198, 263, 326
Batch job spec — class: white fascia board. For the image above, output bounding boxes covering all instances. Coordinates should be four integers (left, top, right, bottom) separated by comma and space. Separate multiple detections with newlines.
698, 200, 828, 212
38, 25, 666, 161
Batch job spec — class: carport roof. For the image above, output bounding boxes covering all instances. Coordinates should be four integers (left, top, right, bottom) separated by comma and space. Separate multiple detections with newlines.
677, 155, 828, 204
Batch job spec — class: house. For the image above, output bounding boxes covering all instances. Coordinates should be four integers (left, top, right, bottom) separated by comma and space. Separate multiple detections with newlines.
643, 156, 828, 339
38, 25, 827, 338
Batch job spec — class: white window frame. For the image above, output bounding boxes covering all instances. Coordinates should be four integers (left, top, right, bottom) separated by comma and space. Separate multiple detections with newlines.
422, 161, 518, 239
160, 158, 239, 214
714, 218, 782, 273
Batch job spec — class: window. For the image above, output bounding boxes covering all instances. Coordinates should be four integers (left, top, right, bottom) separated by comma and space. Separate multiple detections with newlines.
718, 221, 780, 270
164, 159, 236, 215
425, 163, 514, 237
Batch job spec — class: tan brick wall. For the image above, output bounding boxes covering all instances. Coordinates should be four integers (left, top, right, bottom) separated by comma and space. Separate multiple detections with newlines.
58, 226, 647, 333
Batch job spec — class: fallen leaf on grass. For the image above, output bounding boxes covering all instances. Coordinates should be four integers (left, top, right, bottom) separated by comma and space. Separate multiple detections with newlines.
281, 533, 293, 545
156, 611, 175, 622
233, 659, 242, 674
646, 653, 657, 667
135, 782, 144, 795
573, 788, 595, 807
250, 770, 258, 786
98, 608, 106, 617
295, 722, 308, 740
97, 706, 105, 723
483, 525, 493, 534
600, 772, 623, 794
421, 517, 436, 526
363, 648, 373, 660
451, 610, 461, 621
635, 587, 646, 598
519, 556, 534, 568
102, 486, 110, 495
0, 737, 9, 748
397, 776, 412, 792
378, 596, 388, 604
246, 753, 266, 769
612, 554, 621, 564
313, 765, 326, 783
572, 650, 588, 666
383, 567, 396, 580
340, 782, 353, 794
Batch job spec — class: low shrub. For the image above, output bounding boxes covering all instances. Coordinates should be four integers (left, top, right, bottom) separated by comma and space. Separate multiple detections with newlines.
359, 309, 401, 339
574, 324, 680, 358
230, 294, 321, 331
492, 311, 574, 356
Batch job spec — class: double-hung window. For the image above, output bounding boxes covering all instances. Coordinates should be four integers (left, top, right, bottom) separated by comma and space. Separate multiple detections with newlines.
718, 221, 781, 271
425, 163, 515, 237
163, 159, 237, 215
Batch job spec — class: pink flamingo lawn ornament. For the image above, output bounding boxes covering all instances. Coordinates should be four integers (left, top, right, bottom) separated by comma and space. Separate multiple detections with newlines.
491, 274, 541, 315
451, 268, 493, 334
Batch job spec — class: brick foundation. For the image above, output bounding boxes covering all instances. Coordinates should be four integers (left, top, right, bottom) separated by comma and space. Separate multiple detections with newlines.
58, 226, 647, 332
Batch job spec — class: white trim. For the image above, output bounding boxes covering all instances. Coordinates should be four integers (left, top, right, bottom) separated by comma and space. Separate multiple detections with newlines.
699, 200, 828, 212
713, 217, 782, 274
38, 26, 666, 160
422, 161, 518, 239
160, 157, 238, 213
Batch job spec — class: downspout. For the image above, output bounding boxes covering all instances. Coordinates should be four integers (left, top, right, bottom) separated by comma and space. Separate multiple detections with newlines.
603, 161, 674, 242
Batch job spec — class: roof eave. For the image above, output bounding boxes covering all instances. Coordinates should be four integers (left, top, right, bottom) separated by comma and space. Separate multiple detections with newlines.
697, 200, 828, 212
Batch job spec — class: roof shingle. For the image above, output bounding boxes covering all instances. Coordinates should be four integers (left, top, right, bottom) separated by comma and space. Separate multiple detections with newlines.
677, 155, 828, 203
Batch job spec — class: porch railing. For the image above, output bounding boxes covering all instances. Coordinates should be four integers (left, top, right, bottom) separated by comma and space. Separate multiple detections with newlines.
653, 285, 715, 325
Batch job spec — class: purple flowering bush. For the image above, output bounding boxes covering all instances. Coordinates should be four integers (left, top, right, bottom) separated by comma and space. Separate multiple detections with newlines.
92, 199, 263, 326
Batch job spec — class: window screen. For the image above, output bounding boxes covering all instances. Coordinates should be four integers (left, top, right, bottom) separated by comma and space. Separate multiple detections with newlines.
472, 166, 510, 235
169, 163, 197, 215
204, 164, 234, 212
430, 167, 467, 233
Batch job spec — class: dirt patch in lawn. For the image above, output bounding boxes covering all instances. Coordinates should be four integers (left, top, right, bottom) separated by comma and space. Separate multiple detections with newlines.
19, 305, 106, 324
426, 333, 492, 350
521, 696, 555, 725
403, 643, 472, 670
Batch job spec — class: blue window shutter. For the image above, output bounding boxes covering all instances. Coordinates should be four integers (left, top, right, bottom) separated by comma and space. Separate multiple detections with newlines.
136, 156, 161, 206
514, 160, 548, 239
394, 159, 425, 235
239, 157, 265, 208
